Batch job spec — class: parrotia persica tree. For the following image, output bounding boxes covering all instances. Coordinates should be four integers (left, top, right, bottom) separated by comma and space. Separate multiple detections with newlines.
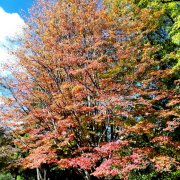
0, 0, 179, 179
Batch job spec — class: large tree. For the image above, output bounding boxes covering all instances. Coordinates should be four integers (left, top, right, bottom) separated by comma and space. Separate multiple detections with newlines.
0, 0, 179, 179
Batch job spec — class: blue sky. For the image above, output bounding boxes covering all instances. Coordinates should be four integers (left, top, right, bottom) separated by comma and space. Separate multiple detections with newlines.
0, 0, 34, 15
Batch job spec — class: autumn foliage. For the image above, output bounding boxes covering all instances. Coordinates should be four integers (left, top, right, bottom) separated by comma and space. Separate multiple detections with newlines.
0, 0, 179, 179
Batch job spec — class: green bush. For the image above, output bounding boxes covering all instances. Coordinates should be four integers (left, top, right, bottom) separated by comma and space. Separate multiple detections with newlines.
0, 172, 13, 180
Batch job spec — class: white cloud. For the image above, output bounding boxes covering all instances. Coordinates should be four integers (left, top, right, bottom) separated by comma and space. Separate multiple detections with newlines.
0, 7, 25, 43
0, 7, 25, 67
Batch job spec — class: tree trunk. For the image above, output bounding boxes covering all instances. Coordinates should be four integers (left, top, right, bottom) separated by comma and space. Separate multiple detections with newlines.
36, 168, 41, 180
84, 170, 91, 180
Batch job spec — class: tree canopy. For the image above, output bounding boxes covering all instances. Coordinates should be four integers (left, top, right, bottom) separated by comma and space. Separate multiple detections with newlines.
0, 0, 179, 179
